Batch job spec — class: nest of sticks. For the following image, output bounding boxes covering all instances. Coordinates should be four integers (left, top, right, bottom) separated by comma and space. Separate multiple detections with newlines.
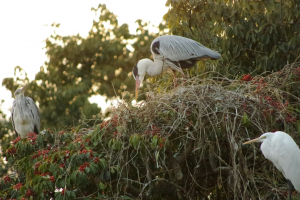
99, 63, 300, 199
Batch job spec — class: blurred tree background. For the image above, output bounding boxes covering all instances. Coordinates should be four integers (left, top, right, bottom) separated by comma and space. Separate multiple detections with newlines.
0, 100, 13, 175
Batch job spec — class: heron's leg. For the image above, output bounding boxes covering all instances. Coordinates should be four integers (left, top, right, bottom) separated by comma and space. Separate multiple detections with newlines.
178, 67, 186, 80
288, 180, 293, 200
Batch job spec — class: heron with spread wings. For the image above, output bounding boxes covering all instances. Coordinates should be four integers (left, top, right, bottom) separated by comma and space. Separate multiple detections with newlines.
12, 85, 40, 138
132, 35, 221, 98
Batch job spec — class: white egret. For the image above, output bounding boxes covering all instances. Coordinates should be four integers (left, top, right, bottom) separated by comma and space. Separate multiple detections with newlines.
11, 85, 40, 138
244, 131, 300, 199
132, 35, 221, 98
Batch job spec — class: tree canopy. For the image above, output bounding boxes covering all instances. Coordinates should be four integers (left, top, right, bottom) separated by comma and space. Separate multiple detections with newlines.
164, 0, 300, 76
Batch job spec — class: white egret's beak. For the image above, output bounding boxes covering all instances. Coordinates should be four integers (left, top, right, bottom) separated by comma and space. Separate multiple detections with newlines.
243, 137, 261, 145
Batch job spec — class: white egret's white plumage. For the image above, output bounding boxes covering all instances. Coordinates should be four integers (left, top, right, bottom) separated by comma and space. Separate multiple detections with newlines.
132, 35, 221, 97
11, 85, 40, 138
244, 131, 300, 197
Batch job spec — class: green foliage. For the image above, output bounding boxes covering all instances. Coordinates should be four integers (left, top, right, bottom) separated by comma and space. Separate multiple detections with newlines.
164, 0, 300, 76
0, 100, 14, 175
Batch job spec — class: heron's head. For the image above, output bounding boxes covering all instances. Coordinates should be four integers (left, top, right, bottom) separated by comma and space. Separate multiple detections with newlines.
14, 85, 27, 98
243, 132, 273, 145
132, 59, 148, 99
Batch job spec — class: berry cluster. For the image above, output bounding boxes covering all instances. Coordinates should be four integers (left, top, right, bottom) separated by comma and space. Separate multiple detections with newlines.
27, 132, 38, 145
241, 74, 253, 82
11, 137, 21, 145
79, 162, 90, 172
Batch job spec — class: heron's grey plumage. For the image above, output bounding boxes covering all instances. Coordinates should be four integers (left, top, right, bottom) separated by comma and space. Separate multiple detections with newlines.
12, 86, 40, 138
151, 35, 221, 63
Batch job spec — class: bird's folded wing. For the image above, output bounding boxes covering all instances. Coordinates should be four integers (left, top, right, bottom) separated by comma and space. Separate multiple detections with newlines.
153, 35, 220, 62
11, 100, 18, 137
25, 97, 41, 134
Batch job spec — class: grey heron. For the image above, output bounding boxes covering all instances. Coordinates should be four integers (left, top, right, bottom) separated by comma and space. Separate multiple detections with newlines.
244, 131, 300, 199
11, 85, 40, 138
132, 35, 221, 98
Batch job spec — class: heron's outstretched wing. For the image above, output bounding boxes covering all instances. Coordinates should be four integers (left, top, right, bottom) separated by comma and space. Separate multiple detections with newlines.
151, 35, 221, 63
25, 97, 40, 134
11, 100, 18, 137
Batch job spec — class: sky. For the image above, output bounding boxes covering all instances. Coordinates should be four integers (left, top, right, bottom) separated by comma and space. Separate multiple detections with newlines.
0, 0, 169, 118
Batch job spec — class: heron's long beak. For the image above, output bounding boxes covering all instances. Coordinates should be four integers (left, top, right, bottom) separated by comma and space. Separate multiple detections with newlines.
135, 77, 140, 100
21, 84, 27, 92
243, 137, 261, 145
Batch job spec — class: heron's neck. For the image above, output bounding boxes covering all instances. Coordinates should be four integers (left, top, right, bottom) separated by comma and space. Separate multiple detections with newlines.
16, 95, 25, 104
16, 95, 28, 115
145, 59, 164, 77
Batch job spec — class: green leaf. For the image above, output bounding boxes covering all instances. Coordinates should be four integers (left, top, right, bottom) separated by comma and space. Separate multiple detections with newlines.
99, 181, 106, 190
85, 167, 90, 173
70, 191, 76, 198
57, 179, 65, 188
114, 140, 122, 150
66, 190, 71, 197
68, 142, 75, 151
70, 171, 78, 182
151, 135, 158, 149
111, 167, 115, 173
132, 134, 140, 150
108, 139, 113, 149
100, 158, 107, 168
242, 112, 250, 127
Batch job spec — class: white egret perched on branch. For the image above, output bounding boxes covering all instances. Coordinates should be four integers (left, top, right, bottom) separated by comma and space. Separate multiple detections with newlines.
243, 131, 300, 199
132, 35, 221, 98
11, 85, 40, 138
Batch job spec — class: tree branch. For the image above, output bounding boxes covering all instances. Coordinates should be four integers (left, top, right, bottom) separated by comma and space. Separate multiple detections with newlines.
125, 183, 150, 200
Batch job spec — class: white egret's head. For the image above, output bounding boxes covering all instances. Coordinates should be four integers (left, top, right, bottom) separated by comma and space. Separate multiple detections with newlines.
14, 85, 27, 98
243, 132, 273, 145
132, 59, 147, 99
